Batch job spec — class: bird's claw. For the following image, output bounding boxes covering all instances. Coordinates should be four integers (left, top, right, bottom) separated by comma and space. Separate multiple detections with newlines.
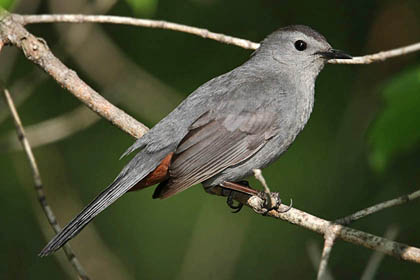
278, 198, 293, 213
226, 190, 243, 213
257, 192, 293, 215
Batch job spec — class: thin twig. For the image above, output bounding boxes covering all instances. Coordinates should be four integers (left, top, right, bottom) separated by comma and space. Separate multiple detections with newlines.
330, 42, 420, 64
17, 14, 420, 64
317, 225, 339, 280
307, 241, 334, 280
19, 14, 259, 50
253, 169, 275, 209
316, 225, 400, 280
2, 86, 89, 280
361, 225, 399, 280
336, 189, 420, 225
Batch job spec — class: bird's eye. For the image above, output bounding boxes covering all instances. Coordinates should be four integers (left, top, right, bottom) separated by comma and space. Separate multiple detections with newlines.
294, 40, 307, 51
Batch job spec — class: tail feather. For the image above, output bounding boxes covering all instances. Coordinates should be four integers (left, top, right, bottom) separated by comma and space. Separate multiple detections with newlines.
39, 150, 169, 257
39, 173, 135, 256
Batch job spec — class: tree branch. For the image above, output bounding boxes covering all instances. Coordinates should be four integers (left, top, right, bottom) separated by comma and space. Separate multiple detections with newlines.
18, 14, 260, 50
361, 226, 399, 280
2, 85, 89, 280
16, 13, 420, 64
0, 11, 149, 139
336, 190, 420, 225
226, 190, 420, 264
307, 241, 334, 280
317, 226, 337, 280
329, 42, 420, 64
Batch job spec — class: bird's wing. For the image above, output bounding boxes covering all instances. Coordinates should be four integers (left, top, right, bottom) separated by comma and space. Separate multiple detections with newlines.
153, 110, 278, 199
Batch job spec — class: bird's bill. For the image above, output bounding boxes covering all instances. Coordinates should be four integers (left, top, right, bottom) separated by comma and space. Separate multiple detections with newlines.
316, 49, 352, 60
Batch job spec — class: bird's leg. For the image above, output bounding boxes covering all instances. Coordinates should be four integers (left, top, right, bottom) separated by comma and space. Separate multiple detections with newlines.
205, 181, 292, 213
204, 185, 242, 212
221, 181, 259, 196
204, 181, 258, 213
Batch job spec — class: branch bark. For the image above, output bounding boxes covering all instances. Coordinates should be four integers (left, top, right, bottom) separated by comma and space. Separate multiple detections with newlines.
361, 226, 399, 280
317, 227, 337, 280
307, 241, 334, 280
226, 190, 420, 264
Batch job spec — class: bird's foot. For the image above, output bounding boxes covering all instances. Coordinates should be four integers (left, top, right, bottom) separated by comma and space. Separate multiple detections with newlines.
256, 192, 293, 215
226, 190, 243, 213
220, 181, 257, 213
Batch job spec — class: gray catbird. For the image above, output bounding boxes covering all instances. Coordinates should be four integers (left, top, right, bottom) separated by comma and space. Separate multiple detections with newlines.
39, 25, 351, 256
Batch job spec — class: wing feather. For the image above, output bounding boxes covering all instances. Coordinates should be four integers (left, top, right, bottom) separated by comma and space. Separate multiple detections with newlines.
154, 111, 277, 198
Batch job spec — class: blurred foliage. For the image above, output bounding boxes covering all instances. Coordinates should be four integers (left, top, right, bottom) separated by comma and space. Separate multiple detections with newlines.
0, 0, 419, 279
125, 0, 158, 16
0, 0, 16, 9
369, 65, 420, 172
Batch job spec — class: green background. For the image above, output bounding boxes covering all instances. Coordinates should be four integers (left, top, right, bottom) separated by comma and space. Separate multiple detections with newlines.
0, 0, 419, 279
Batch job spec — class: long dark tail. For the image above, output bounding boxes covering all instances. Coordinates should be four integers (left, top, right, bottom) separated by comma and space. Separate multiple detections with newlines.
39, 149, 168, 257
38, 172, 135, 256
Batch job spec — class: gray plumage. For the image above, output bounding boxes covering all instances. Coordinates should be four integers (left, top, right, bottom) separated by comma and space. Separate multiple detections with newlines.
39, 25, 351, 256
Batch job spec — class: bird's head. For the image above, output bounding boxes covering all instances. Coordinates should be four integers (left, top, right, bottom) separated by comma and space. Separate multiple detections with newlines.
255, 25, 352, 74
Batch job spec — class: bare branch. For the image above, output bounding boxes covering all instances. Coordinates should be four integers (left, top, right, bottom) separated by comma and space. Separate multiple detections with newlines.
361, 225, 399, 280
19, 14, 260, 50
307, 241, 334, 280
314, 189, 416, 279
16, 13, 420, 64
0, 12, 149, 139
336, 189, 420, 225
226, 190, 420, 264
330, 42, 420, 64
317, 225, 338, 280
2, 85, 89, 280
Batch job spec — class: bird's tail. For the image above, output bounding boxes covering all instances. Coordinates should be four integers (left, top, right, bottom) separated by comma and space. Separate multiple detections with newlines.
38, 150, 166, 257
38, 172, 135, 256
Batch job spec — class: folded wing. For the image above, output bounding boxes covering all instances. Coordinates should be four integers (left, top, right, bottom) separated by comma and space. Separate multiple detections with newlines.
153, 110, 277, 198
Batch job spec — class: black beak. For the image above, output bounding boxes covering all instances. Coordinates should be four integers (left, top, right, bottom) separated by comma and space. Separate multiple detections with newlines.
316, 49, 352, 60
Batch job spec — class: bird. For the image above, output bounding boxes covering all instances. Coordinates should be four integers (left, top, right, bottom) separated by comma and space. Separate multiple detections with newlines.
39, 25, 352, 256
